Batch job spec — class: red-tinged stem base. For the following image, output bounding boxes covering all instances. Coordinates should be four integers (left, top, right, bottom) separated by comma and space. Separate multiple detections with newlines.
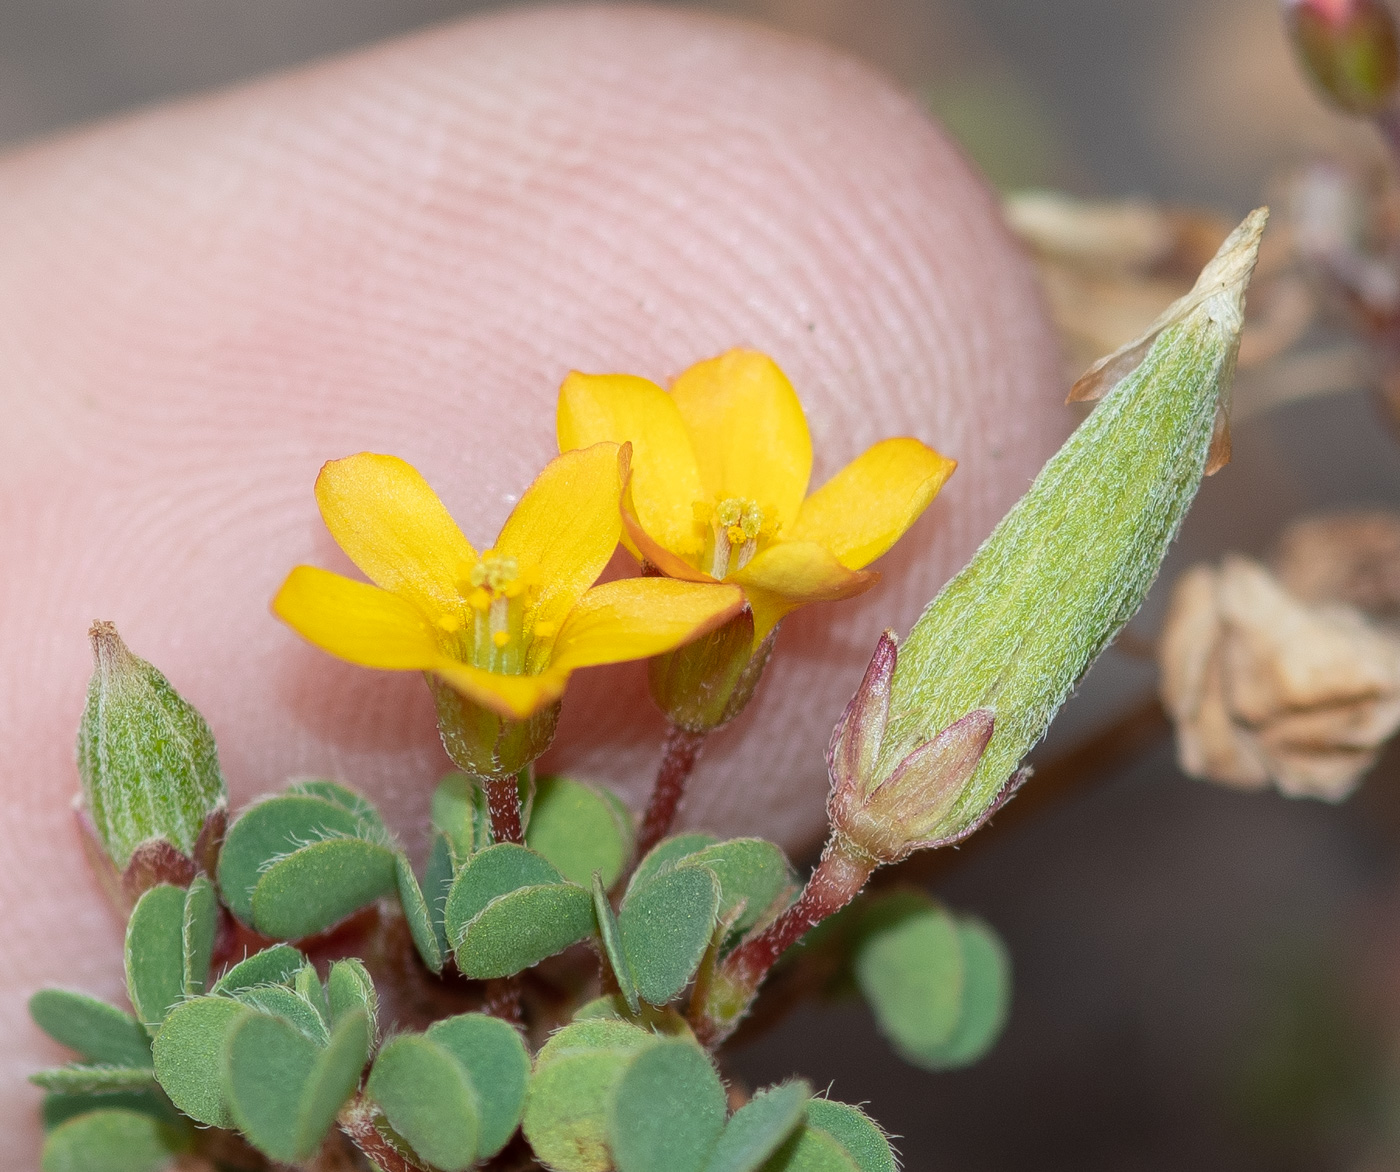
340, 1095, 423, 1172
636, 726, 708, 857
484, 775, 524, 845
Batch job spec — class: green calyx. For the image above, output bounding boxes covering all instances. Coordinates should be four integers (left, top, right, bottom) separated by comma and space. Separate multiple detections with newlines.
428, 672, 560, 779
76, 622, 227, 870
648, 609, 776, 732
866, 208, 1268, 844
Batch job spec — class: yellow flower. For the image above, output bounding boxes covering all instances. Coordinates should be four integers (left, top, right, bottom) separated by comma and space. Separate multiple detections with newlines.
557, 349, 956, 642
272, 444, 745, 721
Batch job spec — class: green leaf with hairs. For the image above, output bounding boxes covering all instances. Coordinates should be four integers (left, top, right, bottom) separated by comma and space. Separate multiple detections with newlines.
593, 873, 640, 1014
396, 851, 444, 974
217, 793, 378, 925
30, 1065, 158, 1094
526, 775, 634, 887
523, 1019, 655, 1172
41, 1107, 191, 1172
327, 958, 378, 1040
852, 892, 964, 1059
444, 842, 564, 946
427, 1013, 530, 1158
41, 1090, 182, 1133
250, 836, 397, 939
29, 990, 151, 1068
801, 1101, 897, 1172
432, 772, 479, 861
625, 833, 718, 898
230, 984, 329, 1045
211, 944, 303, 995
181, 877, 217, 997
608, 1038, 727, 1172
454, 882, 596, 979
704, 1081, 811, 1172
298, 1009, 371, 1152
151, 996, 248, 1127
680, 839, 796, 933
124, 885, 189, 1036
286, 779, 386, 835
619, 865, 719, 1006
367, 1034, 480, 1172
760, 1126, 861, 1172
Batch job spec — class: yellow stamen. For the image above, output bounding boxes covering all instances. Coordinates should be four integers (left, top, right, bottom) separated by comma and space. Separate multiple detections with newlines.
493, 630, 511, 649
707, 496, 766, 578
437, 615, 462, 633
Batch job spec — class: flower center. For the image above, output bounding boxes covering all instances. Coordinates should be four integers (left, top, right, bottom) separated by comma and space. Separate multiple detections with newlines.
438, 552, 535, 674
706, 497, 765, 579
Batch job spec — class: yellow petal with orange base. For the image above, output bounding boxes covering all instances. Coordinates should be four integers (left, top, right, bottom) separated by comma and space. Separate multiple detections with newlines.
272, 565, 441, 668
494, 442, 625, 638
790, 438, 956, 570
549, 578, 746, 672
670, 350, 813, 533
557, 372, 706, 563
315, 453, 477, 618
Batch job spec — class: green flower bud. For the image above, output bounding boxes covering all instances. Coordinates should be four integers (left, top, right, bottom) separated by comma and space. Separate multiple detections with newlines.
1285, 0, 1400, 115
647, 609, 775, 732
859, 208, 1268, 845
428, 673, 559, 780
76, 622, 227, 871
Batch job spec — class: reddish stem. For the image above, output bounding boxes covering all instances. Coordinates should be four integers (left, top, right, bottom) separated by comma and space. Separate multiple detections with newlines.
339, 1095, 424, 1172
636, 726, 707, 857
484, 775, 523, 844
722, 840, 874, 997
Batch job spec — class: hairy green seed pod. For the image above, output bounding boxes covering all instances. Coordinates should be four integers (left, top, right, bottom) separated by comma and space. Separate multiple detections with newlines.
852, 209, 1268, 848
76, 622, 227, 869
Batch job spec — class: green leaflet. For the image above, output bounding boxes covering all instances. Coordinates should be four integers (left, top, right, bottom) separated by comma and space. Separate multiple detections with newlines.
761, 1126, 860, 1172
626, 834, 719, 897
76, 623, 227, 869
41, 1107, 191, 1172
327, 958, 379, 1041
41, 1090, 182, 1132
914, 917, 1012, 1070
250, 835, 397, 939
852, 893, 964, 1057
608, 1038, 728, 1172
876, 211, 1266, 839
680, 839, 796, 933
367, 1034, 481, 1172
527, 775, 634, 887
30, 1065, 158, 1094
211, 944, 304, 994
396, 851, 444, 974
431, 771, 489, 860
286, 779, 388, 836
704, 1082, 811, 1172
28, 990, 152, 1068
593, 873, 641, 1014
124, 885, 189, 1036
181, 876, 217, 996
444, 843, 563, 939
618, 865, 720, 1006
232, 984, 329, 1045
455, 883, 596, 979
427, 1013, 531, 1158
523, 1019, 655, 1172
801, 1101, 897, 1172
152, 996, 248, 1128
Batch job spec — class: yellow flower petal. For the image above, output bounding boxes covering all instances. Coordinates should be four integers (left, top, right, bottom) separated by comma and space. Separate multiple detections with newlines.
558, 372, 706, 562
740, 586, 797, 647
315, 453, 477, 618
433, 660, 572, 721
272, 565, 441, 669
729, 541, 876, 605
548, 578, 746, 672
621, 496, 715, 584
670, 350, 813, 533
494, 443, 624, 636
790, 438, 956, 569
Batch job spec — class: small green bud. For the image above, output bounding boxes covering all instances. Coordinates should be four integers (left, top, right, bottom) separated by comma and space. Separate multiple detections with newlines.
428, 673, 559, 780
862, 209, 1268, 843
76, 623, 227, 871
647, 609, 776, 732
1285, 0, 1400, 115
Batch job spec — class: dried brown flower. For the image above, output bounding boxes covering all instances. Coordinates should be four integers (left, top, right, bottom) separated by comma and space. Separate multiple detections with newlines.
1273, 509, 1400, 620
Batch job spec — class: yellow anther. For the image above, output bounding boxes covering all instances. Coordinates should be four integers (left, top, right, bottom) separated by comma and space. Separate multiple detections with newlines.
468, 587, 492, 611
437, 615, 463, 633
492, 630, 512, 649
533, 620, 558, 640
726, 525, 747, 545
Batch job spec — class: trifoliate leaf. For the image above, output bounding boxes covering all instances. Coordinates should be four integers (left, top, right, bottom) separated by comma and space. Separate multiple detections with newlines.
444, 843, 564, 945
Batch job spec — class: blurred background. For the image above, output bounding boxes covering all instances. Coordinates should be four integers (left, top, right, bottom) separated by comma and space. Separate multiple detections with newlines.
10, 1, 1400, 1168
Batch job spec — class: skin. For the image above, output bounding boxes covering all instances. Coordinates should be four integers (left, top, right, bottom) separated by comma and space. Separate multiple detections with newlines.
0, 3, 1065, 1156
